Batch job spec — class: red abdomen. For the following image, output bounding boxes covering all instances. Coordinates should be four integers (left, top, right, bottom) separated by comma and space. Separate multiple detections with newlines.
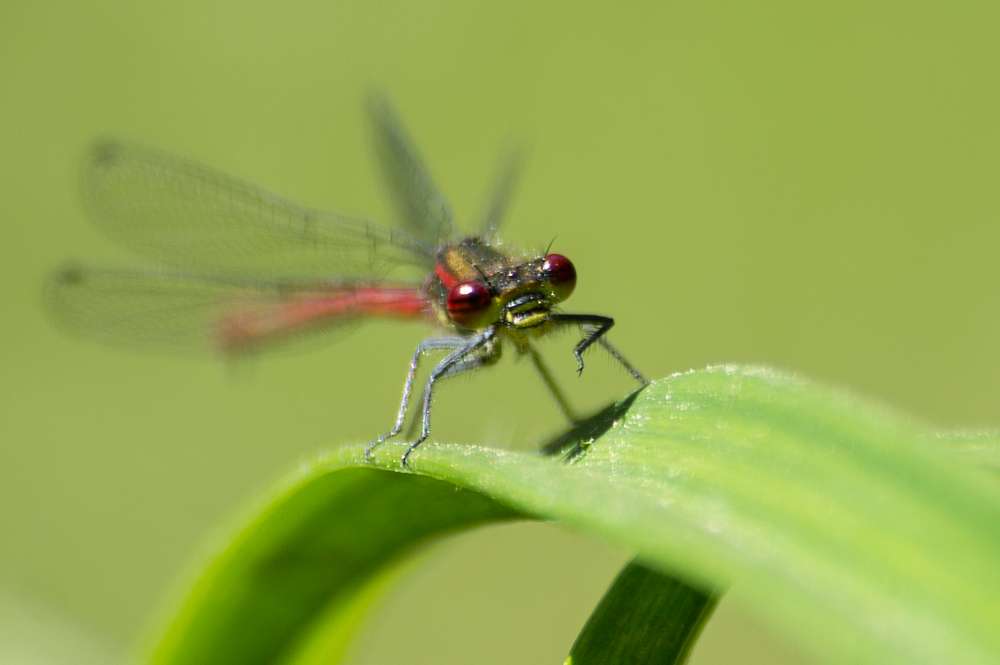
219, 285, 431, 352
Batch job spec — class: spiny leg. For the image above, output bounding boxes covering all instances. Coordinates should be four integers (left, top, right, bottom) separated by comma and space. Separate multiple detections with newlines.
549, 313, 648, 386
549, 314, 613, 375
527, 346, 580, 423
402, 393, 424, 441
402, 341, 501, 440
365, 336, 468, 462
597, 336, 649, 386
400, 328, 498, 467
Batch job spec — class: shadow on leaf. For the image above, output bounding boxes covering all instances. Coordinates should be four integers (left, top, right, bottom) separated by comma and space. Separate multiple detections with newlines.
540, 387, 645, 461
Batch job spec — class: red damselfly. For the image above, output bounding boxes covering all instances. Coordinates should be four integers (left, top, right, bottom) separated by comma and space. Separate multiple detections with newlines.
47, 95, 648, 466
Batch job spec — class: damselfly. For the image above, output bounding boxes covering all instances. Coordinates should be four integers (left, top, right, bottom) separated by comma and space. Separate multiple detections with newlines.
47, 95, 648, 466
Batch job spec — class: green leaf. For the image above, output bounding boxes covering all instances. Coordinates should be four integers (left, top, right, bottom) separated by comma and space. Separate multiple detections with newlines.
149, 469, 520, 665
566, 558, 719, 665
932, 430, 1000, 474
146, 365, 1000, 665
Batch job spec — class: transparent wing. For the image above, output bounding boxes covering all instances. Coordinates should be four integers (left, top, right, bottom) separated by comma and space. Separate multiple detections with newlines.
82, 140, 436, 279
45, 263, 410, 354
480, 145, 526, 240
368, 92, 455, 247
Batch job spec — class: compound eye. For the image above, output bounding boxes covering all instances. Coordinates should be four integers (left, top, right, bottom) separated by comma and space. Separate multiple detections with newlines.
542, 253, 576, 302
446, 281, 493, 329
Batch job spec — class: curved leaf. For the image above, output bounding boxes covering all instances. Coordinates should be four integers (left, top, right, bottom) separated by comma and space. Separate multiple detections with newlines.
149, 469, 520, 665
147, 365, 1000, 665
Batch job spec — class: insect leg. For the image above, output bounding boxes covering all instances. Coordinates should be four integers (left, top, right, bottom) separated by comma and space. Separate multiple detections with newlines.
548, 314, 648, 386
401, 336, 502, 439
400, 328, 498, 467
597, 336, 649, 386
527, 345, 580, 423
365, 336, 468, 462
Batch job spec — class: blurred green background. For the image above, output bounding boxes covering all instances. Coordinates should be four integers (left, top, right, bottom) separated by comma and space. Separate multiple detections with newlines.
2, 1, 999, 663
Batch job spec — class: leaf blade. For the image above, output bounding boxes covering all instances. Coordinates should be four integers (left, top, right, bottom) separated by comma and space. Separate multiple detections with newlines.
149, 468, 520, 665
566, 559, 719, 665
148, 366, 1000, 665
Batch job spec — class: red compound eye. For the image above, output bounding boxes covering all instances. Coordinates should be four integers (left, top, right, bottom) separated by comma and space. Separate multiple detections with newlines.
446, 281, 493, 329
542, 253, 576, 302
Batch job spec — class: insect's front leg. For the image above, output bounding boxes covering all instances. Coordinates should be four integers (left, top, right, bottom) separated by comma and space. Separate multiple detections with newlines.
548, 313, 613, 375
365, 336, 469, 463
549, 314, 648, 386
